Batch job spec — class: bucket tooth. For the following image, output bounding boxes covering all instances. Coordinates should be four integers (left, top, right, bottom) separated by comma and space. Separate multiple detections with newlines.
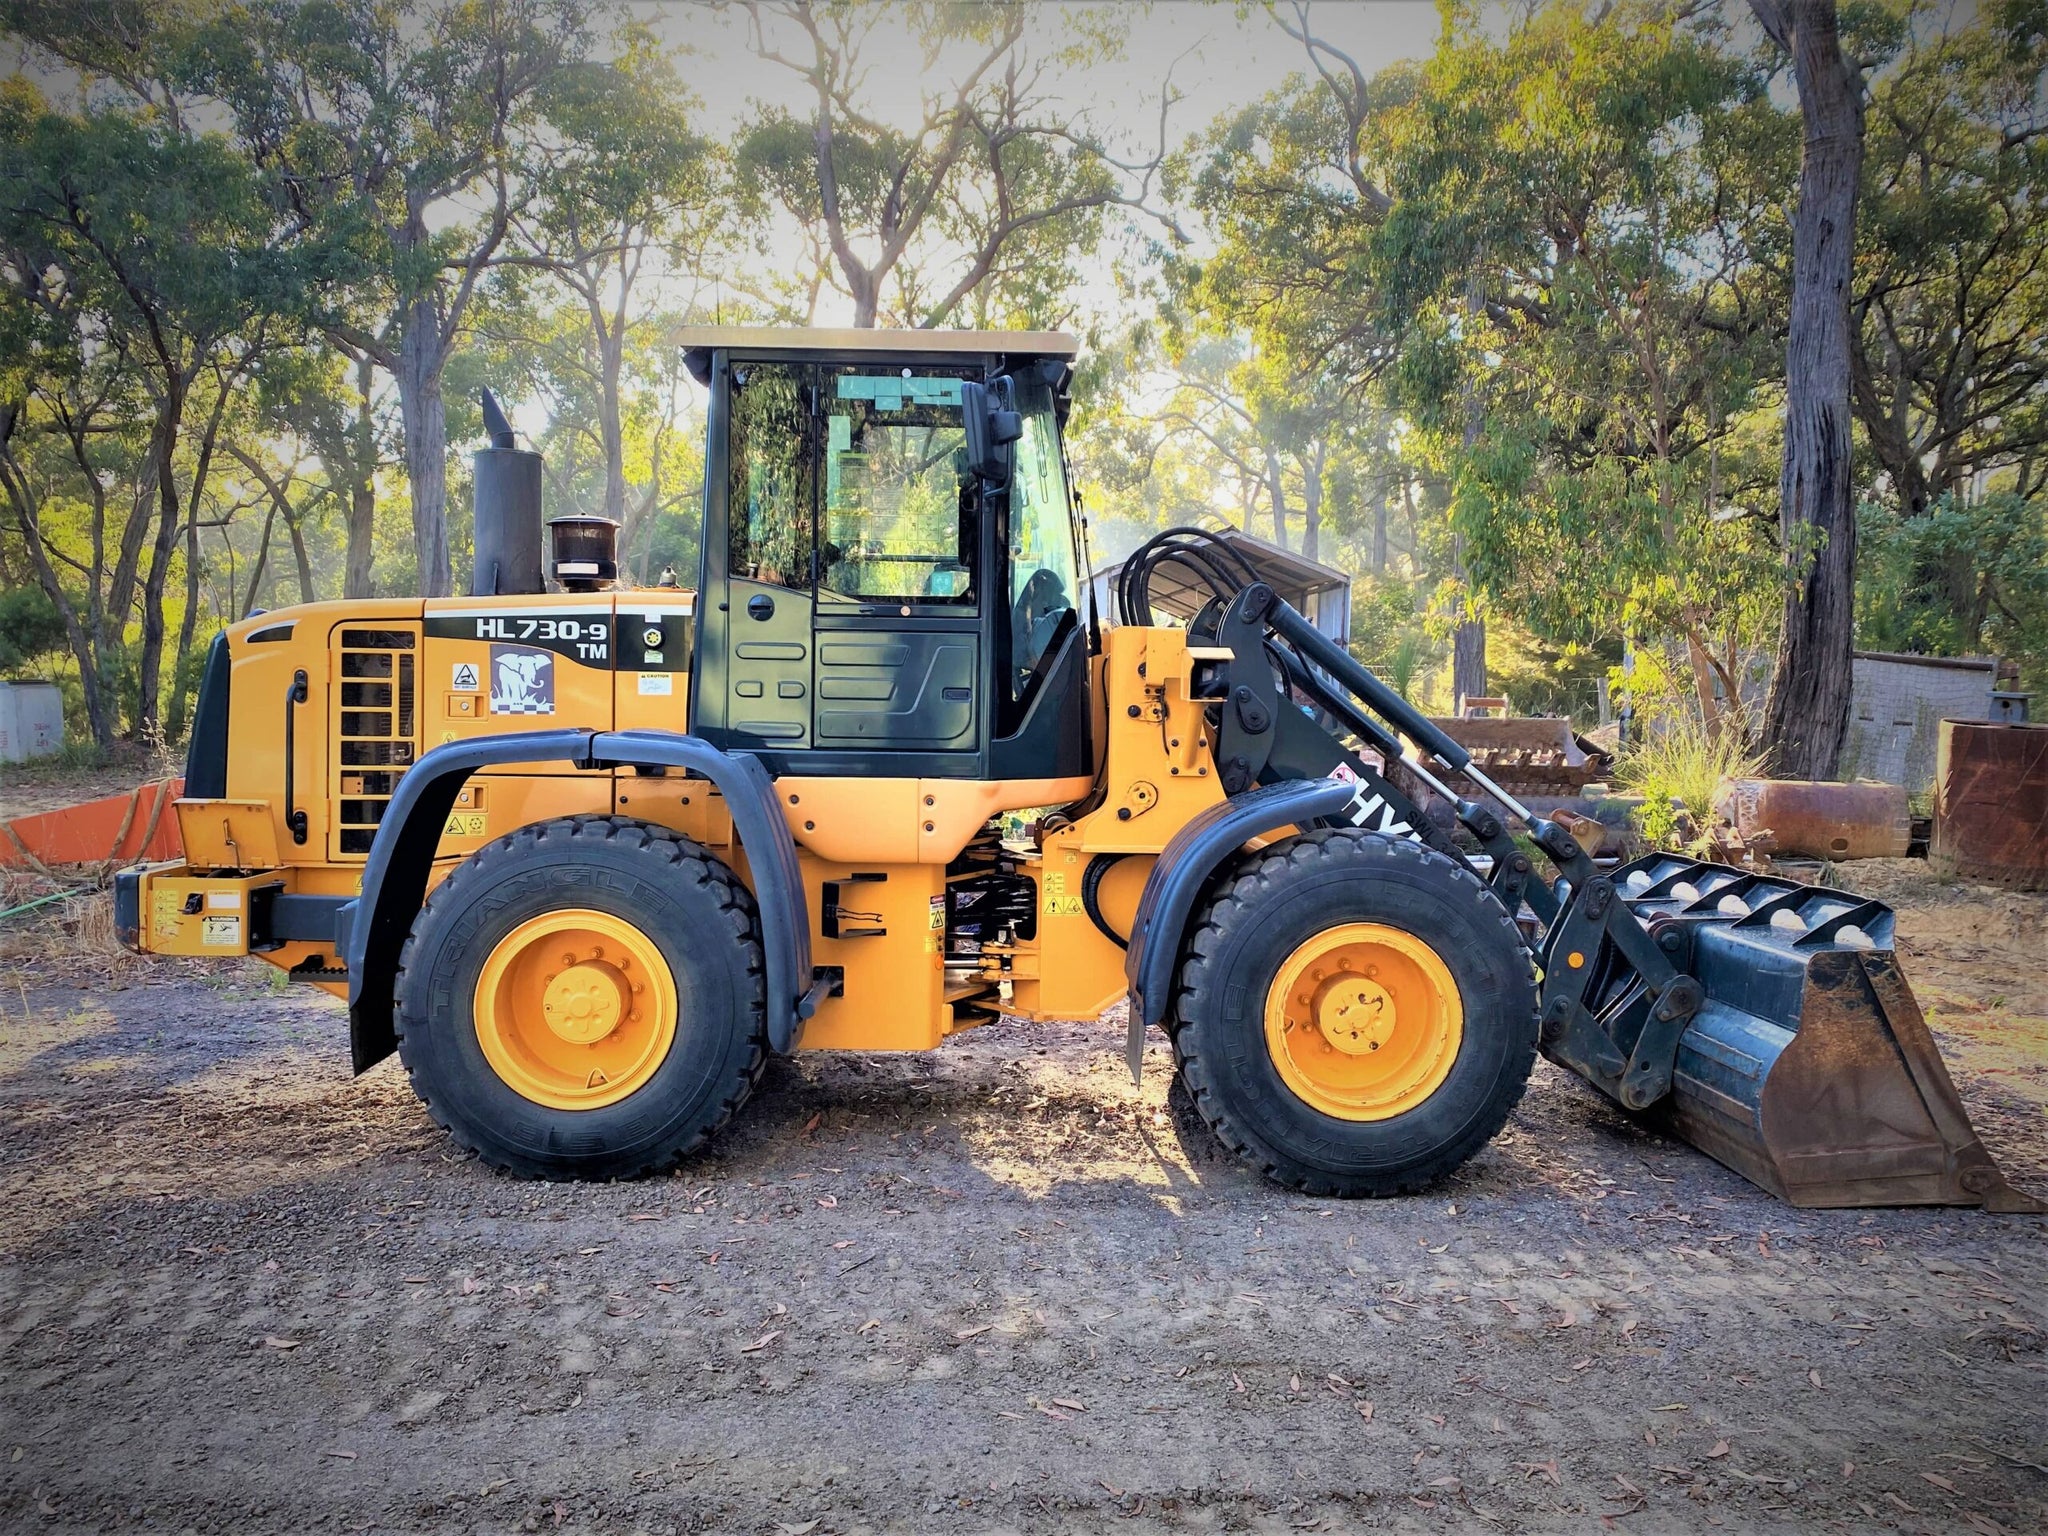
1560, 856, 2043, 1213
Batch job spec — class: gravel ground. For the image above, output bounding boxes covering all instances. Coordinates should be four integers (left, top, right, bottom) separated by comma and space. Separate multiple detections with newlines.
1, 875, 2043, 1536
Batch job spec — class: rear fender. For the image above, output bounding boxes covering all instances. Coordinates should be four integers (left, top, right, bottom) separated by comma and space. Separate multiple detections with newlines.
343, 728, 812, 1073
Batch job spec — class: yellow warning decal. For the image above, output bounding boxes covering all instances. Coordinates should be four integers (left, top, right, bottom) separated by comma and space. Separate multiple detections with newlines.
444, 812, 488, 837
1043, 895, 1084, 917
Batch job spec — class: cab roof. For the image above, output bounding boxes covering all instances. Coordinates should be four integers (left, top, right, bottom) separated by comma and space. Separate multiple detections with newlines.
678, 326, 1079, 374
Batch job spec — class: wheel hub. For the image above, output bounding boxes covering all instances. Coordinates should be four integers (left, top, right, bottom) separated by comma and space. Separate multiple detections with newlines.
541, 955, 629, 1044
472, 909, 676, 1110
1264, 923, 1464, 1121
1315, 974, 1394, 1054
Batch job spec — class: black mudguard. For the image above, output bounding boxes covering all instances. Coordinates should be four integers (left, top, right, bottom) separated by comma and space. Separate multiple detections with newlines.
1120, 776, 1368, 1076
342, 729, 812, 1073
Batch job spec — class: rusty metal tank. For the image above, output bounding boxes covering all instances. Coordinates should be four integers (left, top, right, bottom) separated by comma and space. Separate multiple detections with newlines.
1713, 778, 1911, 861
1931, 720, 2048, 889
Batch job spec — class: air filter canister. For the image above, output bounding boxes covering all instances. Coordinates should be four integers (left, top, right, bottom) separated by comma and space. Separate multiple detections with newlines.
548, 516, 620, 592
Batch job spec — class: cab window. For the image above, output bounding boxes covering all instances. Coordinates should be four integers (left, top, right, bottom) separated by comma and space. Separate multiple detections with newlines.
819, 368, 978, 607
727, 364, 813, 590
1005, 373, 1080, 703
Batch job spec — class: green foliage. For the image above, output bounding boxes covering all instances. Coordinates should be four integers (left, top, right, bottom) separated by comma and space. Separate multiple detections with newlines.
1486, 624, 1621, 723
1, 0, 2045, 758
1851, 2, 2048, 519
1858, 492, 2048, 689
1347, 574, 1441, 703
1616, 709, 1766, 851
0, 586, 65, 674
1375, 2, 1788, 717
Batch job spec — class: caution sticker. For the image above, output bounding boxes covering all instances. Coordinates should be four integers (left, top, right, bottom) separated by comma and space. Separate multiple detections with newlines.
1043, 895, 1084, 917
443, 812, 487, 838
637, 673, 673, 696
929, 895, 946, 932
201, 915, 242, 948
451, 660, 481, 691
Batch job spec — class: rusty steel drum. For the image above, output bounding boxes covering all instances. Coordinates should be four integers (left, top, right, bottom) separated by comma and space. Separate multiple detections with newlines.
1931, 720, 2048, 889
1714, 778, 1910, 861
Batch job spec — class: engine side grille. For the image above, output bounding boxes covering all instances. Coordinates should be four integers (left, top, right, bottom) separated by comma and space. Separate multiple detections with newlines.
334, 628, 418, 855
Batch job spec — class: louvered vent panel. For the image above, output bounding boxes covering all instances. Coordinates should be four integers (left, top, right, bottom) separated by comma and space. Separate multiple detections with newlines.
334, 628, 418, 856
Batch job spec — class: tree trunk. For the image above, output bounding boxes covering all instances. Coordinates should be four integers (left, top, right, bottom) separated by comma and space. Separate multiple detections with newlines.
1454, 269, 1489, 709
284, 504, 315, 604
397, 304, 452, 598
242, 494, 281, 620
599, 319, 628, 528
165, 513, 203, 741
1, 416, 114, 747
1453, 620, 1487, 709
1265, 450, 1288, 548
1373, 487, 1388, 574
1755, 0, 1865, 780
135, 392, 187, 743
1300, 445, 1323, 563
344, 355, 377, 600
1685, 630, 1726, 733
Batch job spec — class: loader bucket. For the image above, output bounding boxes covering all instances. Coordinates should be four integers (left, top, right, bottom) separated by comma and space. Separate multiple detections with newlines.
1573, 856, 2043, 1212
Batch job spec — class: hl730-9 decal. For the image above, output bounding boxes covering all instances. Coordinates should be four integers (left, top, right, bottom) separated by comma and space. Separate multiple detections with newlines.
424, 612, 611, 664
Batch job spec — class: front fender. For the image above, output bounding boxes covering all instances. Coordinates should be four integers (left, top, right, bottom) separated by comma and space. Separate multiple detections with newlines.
1123, 776, 1366, 1036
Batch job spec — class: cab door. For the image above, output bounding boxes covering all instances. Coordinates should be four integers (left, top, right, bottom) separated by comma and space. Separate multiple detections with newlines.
717, 362, 816, 749
810, 366, 982, 759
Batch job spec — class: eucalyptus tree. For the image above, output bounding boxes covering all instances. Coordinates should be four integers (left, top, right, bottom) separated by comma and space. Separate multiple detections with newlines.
183, 0, 593, 598
0, 73, 294, 743
734, 0, 1167, 328
1182, 8, 1493, 695
508, 26, 718, 530
1749, 0, 1868, 778
1367, 1, 1788, 730
1850, 1, 2048, 637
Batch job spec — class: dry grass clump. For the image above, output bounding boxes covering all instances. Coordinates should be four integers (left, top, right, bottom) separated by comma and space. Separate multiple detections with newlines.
0, 870, 141, 981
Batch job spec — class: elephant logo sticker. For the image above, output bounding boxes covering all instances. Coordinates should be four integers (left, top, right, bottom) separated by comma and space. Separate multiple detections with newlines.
489, 645, 554, 715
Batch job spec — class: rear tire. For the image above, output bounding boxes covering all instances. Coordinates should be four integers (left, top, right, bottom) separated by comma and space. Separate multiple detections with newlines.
395, 815, 766, 1179
1173, 829, 1536, 1196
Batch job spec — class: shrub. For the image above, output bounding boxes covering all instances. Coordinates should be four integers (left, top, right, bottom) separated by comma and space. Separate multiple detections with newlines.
1616, 710, 1766, 851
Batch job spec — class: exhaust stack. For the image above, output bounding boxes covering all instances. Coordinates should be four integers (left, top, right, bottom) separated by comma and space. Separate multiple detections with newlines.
471, 388, 544, 598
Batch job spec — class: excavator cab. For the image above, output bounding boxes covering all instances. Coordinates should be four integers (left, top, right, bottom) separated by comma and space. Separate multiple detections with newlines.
681, 330, 1092, 785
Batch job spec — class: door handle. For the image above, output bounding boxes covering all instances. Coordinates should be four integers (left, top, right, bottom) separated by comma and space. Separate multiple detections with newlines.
747, 593, 775, 621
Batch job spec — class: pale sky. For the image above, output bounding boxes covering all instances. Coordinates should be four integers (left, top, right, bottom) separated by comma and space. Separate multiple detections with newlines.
632, 1, 1446, 329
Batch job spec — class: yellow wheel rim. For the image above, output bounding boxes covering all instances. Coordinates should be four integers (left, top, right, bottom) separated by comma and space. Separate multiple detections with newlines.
1263, 922, 1463, 1121
472, 908, 677, 1110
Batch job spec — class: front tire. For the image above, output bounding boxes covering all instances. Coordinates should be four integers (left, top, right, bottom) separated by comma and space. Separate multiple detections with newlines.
1173, 829, 1536, 1196
395, 815, 766, 1179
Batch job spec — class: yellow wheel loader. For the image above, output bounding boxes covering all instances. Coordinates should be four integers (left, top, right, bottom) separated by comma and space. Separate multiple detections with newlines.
118, 328, 2039, 1209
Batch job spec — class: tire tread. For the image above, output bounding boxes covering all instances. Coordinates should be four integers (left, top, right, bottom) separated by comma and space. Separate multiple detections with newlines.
393, 815, 767, 1179
1172, 828, 1537, 1197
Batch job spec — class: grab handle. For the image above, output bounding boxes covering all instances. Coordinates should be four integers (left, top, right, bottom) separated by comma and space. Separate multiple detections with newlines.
285, 669, 309, 845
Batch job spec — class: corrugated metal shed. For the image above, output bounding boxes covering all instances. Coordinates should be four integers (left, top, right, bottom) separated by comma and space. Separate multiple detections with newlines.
1842, 651, 1998, 793
1089, 529, 1351, 644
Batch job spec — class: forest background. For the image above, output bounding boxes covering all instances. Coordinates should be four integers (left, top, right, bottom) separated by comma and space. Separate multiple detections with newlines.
2, 0, 2043, 783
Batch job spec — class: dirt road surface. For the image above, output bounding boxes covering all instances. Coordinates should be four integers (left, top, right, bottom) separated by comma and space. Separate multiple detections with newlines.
2, 870, 2044, 1535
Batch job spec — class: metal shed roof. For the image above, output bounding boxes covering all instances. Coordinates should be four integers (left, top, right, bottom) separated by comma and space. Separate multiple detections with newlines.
1088, 527, 1354, 643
